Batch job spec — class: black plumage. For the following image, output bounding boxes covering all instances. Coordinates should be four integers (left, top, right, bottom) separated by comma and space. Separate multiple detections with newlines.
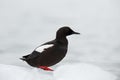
20, 27, 80, 70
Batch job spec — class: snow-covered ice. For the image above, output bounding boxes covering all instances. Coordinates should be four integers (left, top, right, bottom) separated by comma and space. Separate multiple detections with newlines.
54, 63, 117, 80
0, 64, 53, 80
0, 63, 118, 80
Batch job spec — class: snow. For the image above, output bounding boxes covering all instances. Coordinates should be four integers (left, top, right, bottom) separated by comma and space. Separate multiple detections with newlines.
0, 64, 53, 80
0, 63, 117, 80
54, 63, 117, 80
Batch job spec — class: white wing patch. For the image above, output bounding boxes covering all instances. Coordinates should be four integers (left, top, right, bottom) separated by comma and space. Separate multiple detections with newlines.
35, 44, 54, 53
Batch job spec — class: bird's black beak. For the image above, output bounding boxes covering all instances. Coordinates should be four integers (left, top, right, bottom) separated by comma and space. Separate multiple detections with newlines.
72, 31, 80, 35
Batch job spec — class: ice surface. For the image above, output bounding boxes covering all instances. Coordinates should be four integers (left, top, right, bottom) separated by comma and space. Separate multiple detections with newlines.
0, 64, 53, 80
54, 63, 117, 80
0, 63, 117, 80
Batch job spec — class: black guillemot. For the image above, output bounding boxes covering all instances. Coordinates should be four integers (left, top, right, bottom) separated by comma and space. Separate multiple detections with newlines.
20, 26, 80, 71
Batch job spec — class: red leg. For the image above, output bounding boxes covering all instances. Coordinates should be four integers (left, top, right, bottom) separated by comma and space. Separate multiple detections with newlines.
38, 66, 54, 71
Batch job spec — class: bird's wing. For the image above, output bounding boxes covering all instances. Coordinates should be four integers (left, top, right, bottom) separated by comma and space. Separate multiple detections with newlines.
35, 44, 54, 53
21, 40, 55, 61
20, 51, 40, 61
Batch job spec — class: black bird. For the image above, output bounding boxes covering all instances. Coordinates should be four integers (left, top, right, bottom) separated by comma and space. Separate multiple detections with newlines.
20, 26, 80, 71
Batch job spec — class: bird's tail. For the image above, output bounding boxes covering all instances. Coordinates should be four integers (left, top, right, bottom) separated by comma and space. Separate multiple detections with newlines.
20, 57, 26, 61
20, 55, 29, 61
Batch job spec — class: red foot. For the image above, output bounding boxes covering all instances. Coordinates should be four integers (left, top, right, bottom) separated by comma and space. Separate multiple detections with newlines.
38, 66, 54, 71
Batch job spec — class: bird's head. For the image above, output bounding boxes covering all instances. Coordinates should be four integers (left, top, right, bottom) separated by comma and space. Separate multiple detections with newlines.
56, 26, 80, 39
